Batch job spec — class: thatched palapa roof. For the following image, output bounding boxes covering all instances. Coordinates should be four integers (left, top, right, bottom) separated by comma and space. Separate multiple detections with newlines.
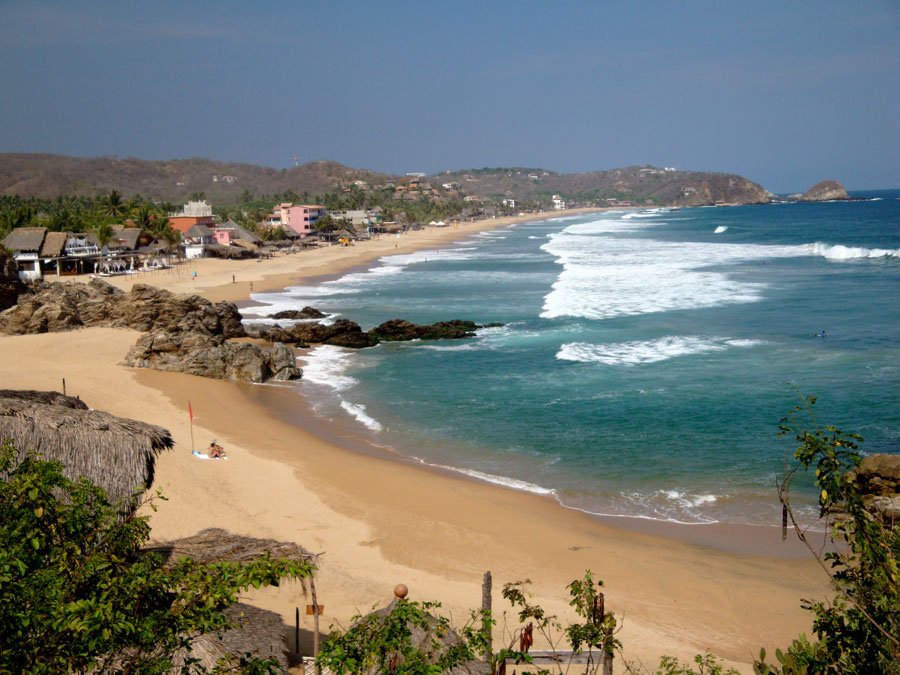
40, 231, 69, 257
0, 391, 173, 508
148, 528, 319, 673
0, 389, 88, 409
147, 527, 317, 568
3, 226, 47, 253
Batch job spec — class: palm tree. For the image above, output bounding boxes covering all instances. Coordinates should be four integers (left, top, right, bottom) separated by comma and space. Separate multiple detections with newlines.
99, 190, 125, 219
94, 222, 114, 249
133, 205, 154, 233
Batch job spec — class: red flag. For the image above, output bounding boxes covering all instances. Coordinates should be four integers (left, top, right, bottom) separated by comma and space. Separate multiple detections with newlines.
189, 401, 194, 420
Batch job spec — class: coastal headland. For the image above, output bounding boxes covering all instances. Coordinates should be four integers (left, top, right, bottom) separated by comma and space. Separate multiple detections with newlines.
0, 209, 829, 671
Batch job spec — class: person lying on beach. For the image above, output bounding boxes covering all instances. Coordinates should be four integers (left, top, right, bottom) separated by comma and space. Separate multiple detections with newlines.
208, 440, 227, 459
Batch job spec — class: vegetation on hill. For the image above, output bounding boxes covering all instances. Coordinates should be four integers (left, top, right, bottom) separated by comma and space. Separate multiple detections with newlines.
0, 154, 771, 210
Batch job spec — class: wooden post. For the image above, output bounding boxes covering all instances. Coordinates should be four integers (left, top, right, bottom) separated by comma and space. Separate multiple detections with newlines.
782, 504, 788, 541
311, 575, 321, 675
62, 378, 66, 396
482, 571, 492, 661
295, 606, 300, 654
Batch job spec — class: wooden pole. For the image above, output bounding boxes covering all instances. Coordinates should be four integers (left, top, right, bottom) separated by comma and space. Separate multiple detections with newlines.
296, 606, 300, 654
311, 575, 321, 675
482, 571, 492, 661
62, 378, 66, 396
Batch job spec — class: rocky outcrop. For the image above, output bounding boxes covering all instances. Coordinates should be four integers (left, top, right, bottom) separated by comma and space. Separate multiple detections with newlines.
0, 279, 297, 384
243, 318, 379, 349
0, 248, 26, 312
800, 180, 850, 202
122, 332, 300, 383
369, 319, 479, 341
244, 316, 495, 349
271, 307, 327, 320
0, 279, 245, 338
851, 454, 900, 523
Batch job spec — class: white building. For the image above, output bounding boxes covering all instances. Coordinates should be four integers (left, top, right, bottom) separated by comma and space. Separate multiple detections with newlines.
552, 194, 566, 210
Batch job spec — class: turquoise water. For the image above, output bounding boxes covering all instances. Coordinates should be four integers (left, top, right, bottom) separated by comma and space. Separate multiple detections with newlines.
247, 192, 900, 526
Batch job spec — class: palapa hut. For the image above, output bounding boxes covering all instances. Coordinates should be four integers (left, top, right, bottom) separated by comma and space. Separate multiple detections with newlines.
147, 528, 320, 673
0, 390, 173, 509
342, 591, 491, 675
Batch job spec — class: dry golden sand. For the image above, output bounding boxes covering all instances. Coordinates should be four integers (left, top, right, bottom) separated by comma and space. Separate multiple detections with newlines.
4, 210, 830, 672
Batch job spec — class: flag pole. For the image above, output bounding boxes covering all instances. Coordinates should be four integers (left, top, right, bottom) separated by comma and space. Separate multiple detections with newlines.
189, 401, 195, 453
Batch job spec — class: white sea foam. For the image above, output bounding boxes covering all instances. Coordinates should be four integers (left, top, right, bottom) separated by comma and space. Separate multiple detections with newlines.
812, 242, 900, 260
340, 400, 384, 431
415, 458, 556, 496
414, 343, 479, 352
299, 345, 358, 391
714, 225, 728, 234
557, 336, 761, 366
540, 217, 814, 320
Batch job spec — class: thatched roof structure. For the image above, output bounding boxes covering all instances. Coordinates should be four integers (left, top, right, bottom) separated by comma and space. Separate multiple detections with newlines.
109, 227, 143, 251
352, 599, 491, 675
147, 527, 317, 568
207, 243, 249, 259
148, 529, 319, 673
219, 220, 263, 246
3, 227, 47, 253
186, 223, 214, 238
41, 231, 69, 257
173, 603, 292, 673
0, 392, 173, 508
0, 389, 88, 409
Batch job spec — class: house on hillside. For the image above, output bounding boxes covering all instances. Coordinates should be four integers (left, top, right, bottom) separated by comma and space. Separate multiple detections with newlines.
552, 194, 566, 210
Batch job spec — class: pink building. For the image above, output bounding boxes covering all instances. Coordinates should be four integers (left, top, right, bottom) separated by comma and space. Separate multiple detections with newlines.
281, 204, 326, 237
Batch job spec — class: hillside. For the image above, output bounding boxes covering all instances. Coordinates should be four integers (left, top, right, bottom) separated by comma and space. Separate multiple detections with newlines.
0, 154, 393, 203
0, 154, 771, 207
437, 166, 771, 207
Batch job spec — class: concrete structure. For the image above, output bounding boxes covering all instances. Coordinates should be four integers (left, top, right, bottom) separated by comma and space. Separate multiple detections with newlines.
552, 194, 566, 210
168, 200, 215, 234
182, 223, 215, 259
281, 204, 326, 237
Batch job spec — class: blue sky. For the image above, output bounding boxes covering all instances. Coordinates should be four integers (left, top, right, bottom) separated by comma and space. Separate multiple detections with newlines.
1, 1, 898, 192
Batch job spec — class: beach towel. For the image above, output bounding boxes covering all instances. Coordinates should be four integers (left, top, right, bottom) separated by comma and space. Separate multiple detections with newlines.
192, 450, 228, 460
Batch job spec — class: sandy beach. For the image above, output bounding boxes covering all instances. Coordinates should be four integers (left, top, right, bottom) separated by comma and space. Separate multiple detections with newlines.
2, 210, 830, 672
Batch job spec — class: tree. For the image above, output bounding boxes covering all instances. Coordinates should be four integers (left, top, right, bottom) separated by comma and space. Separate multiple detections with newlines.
0, 442, 314, 673
99, 189, 126, 219
754, 396, 900, 674
94, 222, 115, 249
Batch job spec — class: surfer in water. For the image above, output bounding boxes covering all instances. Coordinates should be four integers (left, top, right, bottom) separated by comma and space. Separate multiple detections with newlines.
816, 330, 828, 337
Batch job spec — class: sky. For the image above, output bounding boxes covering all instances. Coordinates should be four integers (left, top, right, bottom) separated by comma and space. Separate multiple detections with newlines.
1, 1, 898, 193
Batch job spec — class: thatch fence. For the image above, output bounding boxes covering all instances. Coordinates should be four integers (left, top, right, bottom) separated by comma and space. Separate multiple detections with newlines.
0, 391, 173, 509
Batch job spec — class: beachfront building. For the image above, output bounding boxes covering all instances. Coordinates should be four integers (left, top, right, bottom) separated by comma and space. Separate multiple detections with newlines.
552, 194, 566, 210
168, 200, 215, 234
501, 198, 519, 208
182, 224, 215, 259
280, 204, 327, 237
214, 219, 263, 246
329, 209, 382, 228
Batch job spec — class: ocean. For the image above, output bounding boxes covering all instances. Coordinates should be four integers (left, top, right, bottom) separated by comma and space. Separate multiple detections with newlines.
245, 191, 900, 528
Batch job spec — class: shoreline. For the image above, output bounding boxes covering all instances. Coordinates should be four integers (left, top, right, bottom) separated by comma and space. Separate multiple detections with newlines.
11, 208, 830, 670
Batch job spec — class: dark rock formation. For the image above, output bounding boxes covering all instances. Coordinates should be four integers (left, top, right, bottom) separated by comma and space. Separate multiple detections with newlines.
0, 248, 26, 312
244, 318, 379, 349
369, 319, 479, 341
271, 307, 326, 319
800, 180, 850, 202
245, 316, 495, 349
